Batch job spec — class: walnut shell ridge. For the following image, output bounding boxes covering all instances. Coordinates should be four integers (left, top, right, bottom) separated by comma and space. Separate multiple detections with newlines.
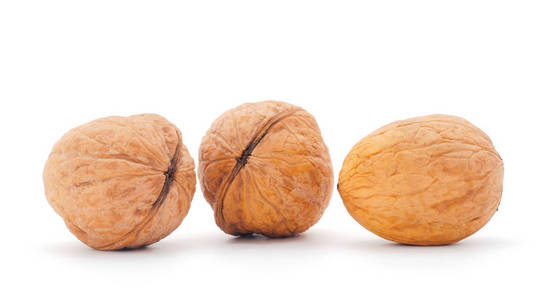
338, 115, 504, 245
199, 101, 333, 237
43, 114, 196, 250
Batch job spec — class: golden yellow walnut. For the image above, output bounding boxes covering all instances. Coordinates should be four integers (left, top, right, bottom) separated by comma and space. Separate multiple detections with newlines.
199, 101, 333, 237
43, 114, 196, 250
338, 115, 504, 245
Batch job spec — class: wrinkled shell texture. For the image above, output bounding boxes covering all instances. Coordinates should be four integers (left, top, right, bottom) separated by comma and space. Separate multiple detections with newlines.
43, 114, 196, 250
199, 101, 333, 237
338, 115, 504, 245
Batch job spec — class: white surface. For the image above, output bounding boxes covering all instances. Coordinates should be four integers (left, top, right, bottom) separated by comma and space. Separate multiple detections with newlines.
1, 1, 554, 299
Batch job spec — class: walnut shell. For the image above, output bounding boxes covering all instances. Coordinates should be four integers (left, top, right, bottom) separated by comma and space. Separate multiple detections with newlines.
198, 101, 333, 237
43, 114, 196, 250
338, 115, 503, 245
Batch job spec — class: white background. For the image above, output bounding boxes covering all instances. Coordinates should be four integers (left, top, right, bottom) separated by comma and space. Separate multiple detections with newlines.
1, 1, 554, 299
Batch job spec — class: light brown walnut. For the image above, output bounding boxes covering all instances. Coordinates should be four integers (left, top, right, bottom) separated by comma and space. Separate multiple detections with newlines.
43, 114, 196, 250
199, 101, 333, 237
338, 115, 504, 245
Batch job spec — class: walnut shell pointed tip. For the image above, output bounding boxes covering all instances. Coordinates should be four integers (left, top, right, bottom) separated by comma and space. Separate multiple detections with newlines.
43, 114, 196, 250
198, 101, 334, 237
338, 114, 504, 245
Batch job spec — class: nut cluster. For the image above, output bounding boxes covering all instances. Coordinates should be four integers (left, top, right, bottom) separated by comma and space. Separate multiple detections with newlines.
43, 103, 504, 249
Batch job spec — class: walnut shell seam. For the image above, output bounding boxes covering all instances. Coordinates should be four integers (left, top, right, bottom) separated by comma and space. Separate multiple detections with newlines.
96, 129, 182, 250
214, 108, 302, 234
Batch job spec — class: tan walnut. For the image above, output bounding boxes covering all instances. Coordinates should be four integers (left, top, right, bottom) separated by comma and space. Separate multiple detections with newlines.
338, 115, 504, 245
43, 114, 196, 250
198, 101, 333, 237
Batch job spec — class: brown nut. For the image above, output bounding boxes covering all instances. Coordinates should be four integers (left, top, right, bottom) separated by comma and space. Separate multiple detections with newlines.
338, 115, 503, 245
198, 101, 333, 237
43, 114, 196, 250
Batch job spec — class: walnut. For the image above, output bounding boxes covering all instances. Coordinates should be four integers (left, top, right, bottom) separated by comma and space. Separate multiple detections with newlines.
338, 115, 504, 245
198, 101, 333, 237
43, 114, 196, 250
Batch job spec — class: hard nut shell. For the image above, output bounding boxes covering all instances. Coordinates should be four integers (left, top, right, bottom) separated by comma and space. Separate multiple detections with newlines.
43, 114, 196, 250
338, 114, 504, 245
199, 101, 334, 237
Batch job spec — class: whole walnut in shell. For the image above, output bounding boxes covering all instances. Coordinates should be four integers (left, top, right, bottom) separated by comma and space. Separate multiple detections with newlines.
338, 115, 504, 245
43, 114, 196, 250
198, 101, 333, 237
